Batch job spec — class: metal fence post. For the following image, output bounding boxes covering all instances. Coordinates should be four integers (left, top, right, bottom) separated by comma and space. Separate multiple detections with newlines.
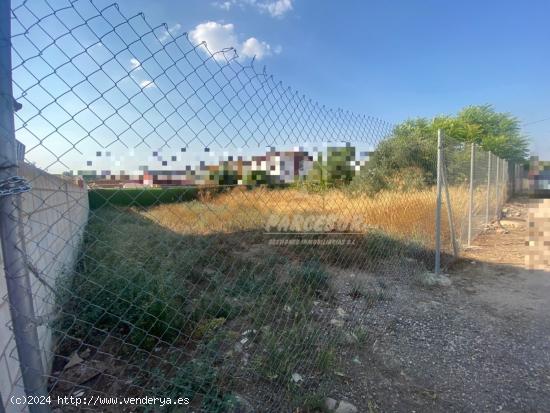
500, 159, 508, 205
467, 142, 475, 247
0, 1, 49, 411
514, 163, 518, 195
518, 163, 523, 194
494, 155, 500, 219
434, 129, 443, 275
504, 160, 508, 201
504, 159, 507, 194
441, 155, 459, 258
485, 152, 492, 226
515, 163, 519, 195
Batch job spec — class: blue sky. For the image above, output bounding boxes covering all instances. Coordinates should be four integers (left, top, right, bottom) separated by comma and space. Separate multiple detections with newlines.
10, 0, 550, 172
118, 0, 550, 157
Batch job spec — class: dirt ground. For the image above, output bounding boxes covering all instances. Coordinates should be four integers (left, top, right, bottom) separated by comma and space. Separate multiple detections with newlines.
332, 198, 550, 412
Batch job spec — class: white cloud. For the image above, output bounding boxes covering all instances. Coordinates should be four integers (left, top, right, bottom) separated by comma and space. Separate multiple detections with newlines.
139, 80, 156, 89
214, 1, 234, 10
261, 0, 293, 17
240, 37, 271, 59
213, 0, 293, 18
190, 21, 239, 56
189, 21, 273, 61
158, 23, 183, 43
213, 0, 258, 11
130, 58, 141, 70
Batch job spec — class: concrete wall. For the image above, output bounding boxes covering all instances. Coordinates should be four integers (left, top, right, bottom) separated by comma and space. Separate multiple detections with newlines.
0, 163, 88, 412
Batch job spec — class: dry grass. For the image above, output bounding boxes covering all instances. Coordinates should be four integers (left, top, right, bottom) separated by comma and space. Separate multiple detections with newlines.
58, 184, 490, 410
141, 185, 473, 250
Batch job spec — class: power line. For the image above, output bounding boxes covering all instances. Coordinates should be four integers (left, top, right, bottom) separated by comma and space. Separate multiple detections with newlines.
523, 117, 550, 126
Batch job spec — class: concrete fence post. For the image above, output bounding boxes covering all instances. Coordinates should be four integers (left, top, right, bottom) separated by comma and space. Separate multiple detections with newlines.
0, 1, 49, 411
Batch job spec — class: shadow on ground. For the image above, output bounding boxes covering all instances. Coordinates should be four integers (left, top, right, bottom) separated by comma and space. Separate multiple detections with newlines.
342, 198, 550, 412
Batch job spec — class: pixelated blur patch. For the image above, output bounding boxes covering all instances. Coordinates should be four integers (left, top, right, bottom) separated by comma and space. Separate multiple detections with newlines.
527, 198, 550, 270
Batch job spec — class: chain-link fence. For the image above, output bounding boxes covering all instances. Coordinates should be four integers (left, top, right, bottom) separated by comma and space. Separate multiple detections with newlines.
438, 133, 510, 269
0, 1, 513, 412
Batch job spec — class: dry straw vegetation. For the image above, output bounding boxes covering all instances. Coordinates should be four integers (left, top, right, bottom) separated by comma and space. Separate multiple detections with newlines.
143, 185, 472, 251
53, 184, 476, 411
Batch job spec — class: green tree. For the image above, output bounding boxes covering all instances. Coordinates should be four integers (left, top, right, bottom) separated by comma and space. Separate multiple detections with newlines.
350, 118, 439, 194
352, 105, 528, 194
456, 105, 528, 161
385, 106, 529, 161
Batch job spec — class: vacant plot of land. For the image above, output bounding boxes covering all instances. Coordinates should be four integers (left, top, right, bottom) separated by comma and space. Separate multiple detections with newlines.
49, 188, 442, 412
50, 186, 454, 412
342, 198, 550, 412
50, 186, 527, 412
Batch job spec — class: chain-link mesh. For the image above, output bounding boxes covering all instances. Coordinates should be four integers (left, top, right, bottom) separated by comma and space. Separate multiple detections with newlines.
440, 135, 509, 267
0, 1, 512, 412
